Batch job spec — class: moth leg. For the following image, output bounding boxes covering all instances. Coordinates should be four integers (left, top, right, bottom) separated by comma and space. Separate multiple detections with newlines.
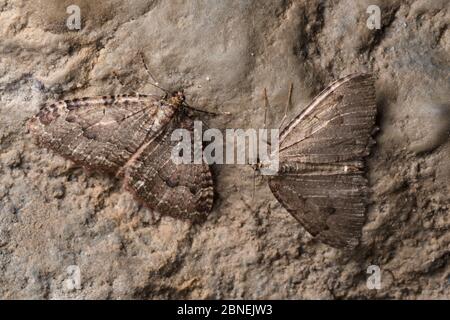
279, 83, 293, 131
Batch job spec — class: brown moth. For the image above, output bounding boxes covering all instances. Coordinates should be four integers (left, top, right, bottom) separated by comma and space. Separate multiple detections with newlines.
27, 92, 214, 220
264, 73, 377, 248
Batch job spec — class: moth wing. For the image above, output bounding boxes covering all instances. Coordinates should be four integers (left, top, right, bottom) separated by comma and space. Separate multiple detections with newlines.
269, 74, 377, 248
269, 169, 368, 248
124, 117, 214, 219
28, 95, 175, 174
279, 73, 377, 163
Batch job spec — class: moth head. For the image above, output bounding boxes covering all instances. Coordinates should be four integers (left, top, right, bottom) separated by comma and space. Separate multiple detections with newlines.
166, 90, 186, 108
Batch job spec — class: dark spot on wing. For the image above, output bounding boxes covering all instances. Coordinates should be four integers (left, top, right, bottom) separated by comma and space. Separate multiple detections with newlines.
66, 115, 76, 123
83, 131, 97, 140
165, 177, 179, 188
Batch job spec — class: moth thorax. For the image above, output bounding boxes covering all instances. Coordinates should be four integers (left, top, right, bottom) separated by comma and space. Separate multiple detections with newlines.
166, 91, 185, 108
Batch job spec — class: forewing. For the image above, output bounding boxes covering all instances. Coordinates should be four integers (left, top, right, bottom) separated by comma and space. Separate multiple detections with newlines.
279, 74, 376, 163
124, 116, 214, 219
28, 94, 176, 174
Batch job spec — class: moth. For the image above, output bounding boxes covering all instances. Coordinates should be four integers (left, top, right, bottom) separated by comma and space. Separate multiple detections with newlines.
261, 73, 377, 249
27, 91, 214, 220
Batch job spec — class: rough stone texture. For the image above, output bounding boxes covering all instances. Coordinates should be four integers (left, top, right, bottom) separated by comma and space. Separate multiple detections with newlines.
0, 0, 449, 299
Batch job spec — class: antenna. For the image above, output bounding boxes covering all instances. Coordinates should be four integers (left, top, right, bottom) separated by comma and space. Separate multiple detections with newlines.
112, 71, 140, 95
138, 52, 170, 94
252, 168, 256, 202
279, 83, 293, 130
139, 53, 231, 116
263, 88, 270, 129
